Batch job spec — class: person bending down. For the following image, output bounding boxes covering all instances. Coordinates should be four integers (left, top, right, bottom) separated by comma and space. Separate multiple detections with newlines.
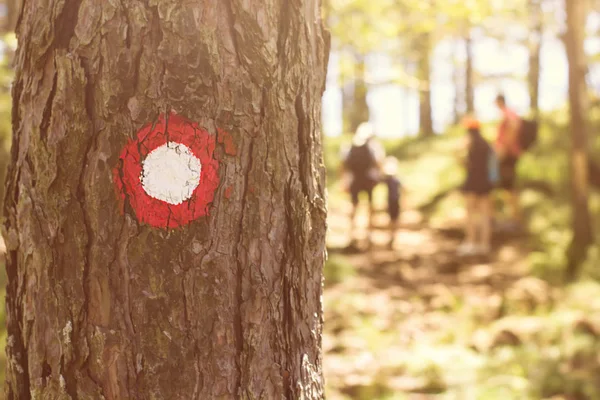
458, 118, 495, 256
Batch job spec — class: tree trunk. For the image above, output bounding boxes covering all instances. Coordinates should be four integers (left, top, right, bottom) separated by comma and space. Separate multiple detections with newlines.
4, 0, 22, 33
0, 0, 21, 214
528, 0, 543, 117
341, 80, 354, 134
349, 53, 369, 133
417, 33, 434, 137
0, 144, 6, 215
452, 40, 463, 125
465, 32, 475, 114
3, 1, 330, 399
565, 0, 593, 280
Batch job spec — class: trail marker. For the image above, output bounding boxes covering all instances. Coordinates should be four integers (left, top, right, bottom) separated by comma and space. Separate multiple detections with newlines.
114, 112, 220, 229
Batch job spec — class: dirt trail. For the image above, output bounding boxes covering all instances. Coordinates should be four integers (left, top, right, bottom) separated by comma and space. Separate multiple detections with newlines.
323, 203, 539, 399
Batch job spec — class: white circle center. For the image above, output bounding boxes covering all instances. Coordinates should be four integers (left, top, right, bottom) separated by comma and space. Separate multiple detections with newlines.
141, 142, 202, 205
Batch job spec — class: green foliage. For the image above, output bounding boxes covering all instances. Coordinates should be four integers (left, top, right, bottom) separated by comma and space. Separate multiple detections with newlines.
325, 0, 535, 86
327, 0, 400, 53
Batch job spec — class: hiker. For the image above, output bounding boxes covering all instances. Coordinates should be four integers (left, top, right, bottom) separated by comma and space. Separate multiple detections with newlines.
382, 156, 404, 249
495, 94, 523, 227
457, 117, 496, 256
340, 122, 385, 245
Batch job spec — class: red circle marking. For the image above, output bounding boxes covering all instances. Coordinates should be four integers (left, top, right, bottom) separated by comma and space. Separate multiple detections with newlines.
113, 112, 220, 229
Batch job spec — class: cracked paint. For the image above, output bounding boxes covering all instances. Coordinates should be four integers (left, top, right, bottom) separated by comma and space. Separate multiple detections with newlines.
113, 112, 220, 229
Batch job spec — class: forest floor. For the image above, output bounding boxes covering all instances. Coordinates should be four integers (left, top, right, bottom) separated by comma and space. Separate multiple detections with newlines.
321, 129, 600, 400
323, 202, 538, 399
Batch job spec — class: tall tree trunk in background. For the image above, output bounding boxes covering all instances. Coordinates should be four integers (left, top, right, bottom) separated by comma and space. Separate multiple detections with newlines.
417, 33, 434, 137
452, 62, 460, 124
349, 53, 369, 133
341, 80, 354, 134
465, 32, 475, 114
452, 40, 463, 124
4, 0, 21, 33
3, 1, 329, 398
565, 0, 593, 280
0, 0, 20, 219
528, 0, 543, 118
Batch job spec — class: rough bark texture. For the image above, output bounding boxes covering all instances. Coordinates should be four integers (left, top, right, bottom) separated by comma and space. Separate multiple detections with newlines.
528, 0, 542, 117
565, 0, 593, 280
417, 33, 433, 137
348, 54, 369, 133
3, 1, 330, 399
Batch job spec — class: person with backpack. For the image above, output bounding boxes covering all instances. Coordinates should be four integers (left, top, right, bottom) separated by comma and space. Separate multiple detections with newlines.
496, 94, 522, 224
457, 117, 497, 256
340, 122, 385, 245
494, 94, 535, 229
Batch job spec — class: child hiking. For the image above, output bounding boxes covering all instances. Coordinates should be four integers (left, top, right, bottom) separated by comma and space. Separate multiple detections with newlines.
457, 117, 497, 256
382, 157, 404, 249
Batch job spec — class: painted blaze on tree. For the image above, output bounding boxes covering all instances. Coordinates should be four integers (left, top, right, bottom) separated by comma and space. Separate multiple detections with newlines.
114, 112, 221, 229
3, 1, 329, 399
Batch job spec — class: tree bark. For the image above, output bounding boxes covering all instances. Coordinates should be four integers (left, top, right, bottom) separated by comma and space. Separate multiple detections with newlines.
565, 0, 593, 280
528, 0, 543, 117
417, 33, 434, 137
348, 53, 369, 133
3, 1, 330, 399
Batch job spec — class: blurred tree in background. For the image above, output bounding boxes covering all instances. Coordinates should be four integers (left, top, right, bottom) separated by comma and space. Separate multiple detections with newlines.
565, 0, 594, 279
0, 0, 17, 213
0, 0, 18, 391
